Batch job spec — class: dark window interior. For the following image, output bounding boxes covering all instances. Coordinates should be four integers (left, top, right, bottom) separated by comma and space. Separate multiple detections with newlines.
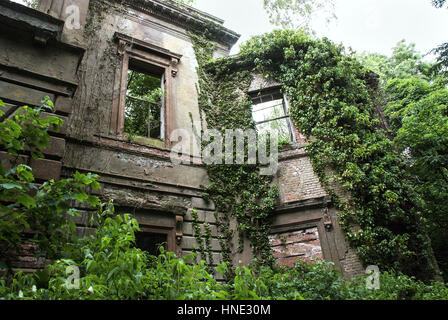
135, 232, 167, 256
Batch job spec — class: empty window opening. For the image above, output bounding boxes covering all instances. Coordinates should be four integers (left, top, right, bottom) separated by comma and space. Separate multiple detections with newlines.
124, 63, 165, 140
251, 91, 296, 145
135, 232, 167, 256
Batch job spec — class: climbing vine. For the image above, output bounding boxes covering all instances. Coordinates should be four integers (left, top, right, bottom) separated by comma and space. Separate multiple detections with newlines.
84, 0, 112, 38
81, 0, 438, 281
189, 31, 279, 271
191, 208, 214, 274
237, 30, 438, 281
191, 28, 438, 281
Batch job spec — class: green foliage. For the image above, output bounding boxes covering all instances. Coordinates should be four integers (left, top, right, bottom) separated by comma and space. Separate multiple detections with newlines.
124, 71, 162, 138
357, 40, 435, 86
431, 42, 448, 80
359, 34, 448, 280
1, 208, 447, 300
191, 208, 214, 274
384, 77, 433, 131
235, 29, 438, 280
0, 202, 221, 300
0, 98, 101, 271
262, 0, 336, 31
385, 79, 448, 279
189, 31, 280, 271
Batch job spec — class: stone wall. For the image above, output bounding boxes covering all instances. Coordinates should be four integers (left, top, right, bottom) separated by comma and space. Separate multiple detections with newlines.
55, 0, 238, 276
0, 0, 85, 271
0, 0, 365, 279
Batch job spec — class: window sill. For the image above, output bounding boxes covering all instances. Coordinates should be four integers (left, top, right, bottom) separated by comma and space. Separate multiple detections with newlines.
124, 133, 165, 149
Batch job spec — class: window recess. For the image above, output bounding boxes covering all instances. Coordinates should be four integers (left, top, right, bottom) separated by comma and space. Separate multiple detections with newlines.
251, 89, 296, 145
125, 65, 164, 140
111, 32, 181, 148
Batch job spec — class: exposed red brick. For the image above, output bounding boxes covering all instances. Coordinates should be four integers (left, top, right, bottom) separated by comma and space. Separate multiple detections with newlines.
269, 227, 323, 268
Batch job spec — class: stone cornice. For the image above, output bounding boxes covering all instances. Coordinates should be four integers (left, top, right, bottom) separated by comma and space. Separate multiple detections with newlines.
0, 0, 64, 45
119, 0, 240, 49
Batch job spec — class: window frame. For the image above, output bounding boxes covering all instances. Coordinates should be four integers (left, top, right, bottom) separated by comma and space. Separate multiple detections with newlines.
125, 68, 164, 140
250, 88, 297, 144
111, 32, 182, 148
137, 226, 176, 254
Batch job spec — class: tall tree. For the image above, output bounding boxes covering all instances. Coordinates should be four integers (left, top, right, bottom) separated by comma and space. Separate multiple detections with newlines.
357, 40, 434, 87
359, 37, 448, 279
262, 0, 336, 30
431, 0, 448, 78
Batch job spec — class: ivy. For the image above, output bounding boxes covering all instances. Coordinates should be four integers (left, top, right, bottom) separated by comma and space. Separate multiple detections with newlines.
191, 208, 214, 274
189, 30, 279, 272
236, 30, 438, 281
190, 28, 439, 281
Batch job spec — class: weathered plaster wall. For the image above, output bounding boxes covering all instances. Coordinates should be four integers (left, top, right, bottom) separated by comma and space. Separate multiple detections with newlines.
1, 0, 364, 278
0, 0, 86, 271
57, 1, 237, 277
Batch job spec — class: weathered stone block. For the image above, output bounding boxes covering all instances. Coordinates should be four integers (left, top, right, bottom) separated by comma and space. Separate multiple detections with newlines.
55, 96, 73, 114
192, 197, 215, 211
29, 158, 62, 180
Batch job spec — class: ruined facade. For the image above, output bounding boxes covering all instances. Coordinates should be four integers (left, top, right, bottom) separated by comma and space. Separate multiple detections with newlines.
0, 0, 364, 279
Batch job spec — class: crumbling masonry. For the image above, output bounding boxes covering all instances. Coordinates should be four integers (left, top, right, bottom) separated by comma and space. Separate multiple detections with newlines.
0, 0, 364, 279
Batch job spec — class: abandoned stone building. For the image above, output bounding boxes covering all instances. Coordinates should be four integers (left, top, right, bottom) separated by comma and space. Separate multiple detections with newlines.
0, 0, 365, 279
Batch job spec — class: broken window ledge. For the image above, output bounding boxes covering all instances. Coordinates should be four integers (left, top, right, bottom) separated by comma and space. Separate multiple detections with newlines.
123, 133, 165, 149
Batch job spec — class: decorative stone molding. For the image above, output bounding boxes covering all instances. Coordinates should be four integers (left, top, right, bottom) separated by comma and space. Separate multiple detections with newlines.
120, 0, 240, 48
322, 207, 333, 231
175, 214, 184, 245
117, 39, 128, 56
170, 57, 179, 78
0, 0, 64, 46
114, 32, 182, 61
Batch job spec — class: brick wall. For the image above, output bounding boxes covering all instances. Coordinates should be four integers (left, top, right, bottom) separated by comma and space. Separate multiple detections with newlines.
269, 227, 323, 267
277, 152, 327, 203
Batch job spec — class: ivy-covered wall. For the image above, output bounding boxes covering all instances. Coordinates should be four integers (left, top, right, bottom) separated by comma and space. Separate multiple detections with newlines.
190, 28, 440, 281
24, 0, 440, 281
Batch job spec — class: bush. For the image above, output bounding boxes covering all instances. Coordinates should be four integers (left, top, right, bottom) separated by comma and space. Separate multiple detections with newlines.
0, 98, 101, 271
1, 205, 447, 300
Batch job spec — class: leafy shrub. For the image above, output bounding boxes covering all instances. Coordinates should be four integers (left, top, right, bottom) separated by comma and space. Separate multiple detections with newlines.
0, 98, 101, 271
1, 207, 447, 300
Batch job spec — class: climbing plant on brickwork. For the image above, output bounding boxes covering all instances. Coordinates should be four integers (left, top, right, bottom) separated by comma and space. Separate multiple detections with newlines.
191, 28, 440, 281
189, 31, 279, 272
238, 30, 441, 281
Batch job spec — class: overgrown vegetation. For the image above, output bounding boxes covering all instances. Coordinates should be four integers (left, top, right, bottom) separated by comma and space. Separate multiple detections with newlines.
2, 0, 448, 300
1, 97, 447, 300
189, 30, 279, 271
0, 98, 101, 272
233, 30, 442, 281
186, 29, 448, 282
2, 208, 447, 300
358, 40, 448, 280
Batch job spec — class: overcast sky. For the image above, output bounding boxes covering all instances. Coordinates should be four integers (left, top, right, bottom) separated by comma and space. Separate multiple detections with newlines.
12, 0, 448, 58
194, 0, 448, 58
